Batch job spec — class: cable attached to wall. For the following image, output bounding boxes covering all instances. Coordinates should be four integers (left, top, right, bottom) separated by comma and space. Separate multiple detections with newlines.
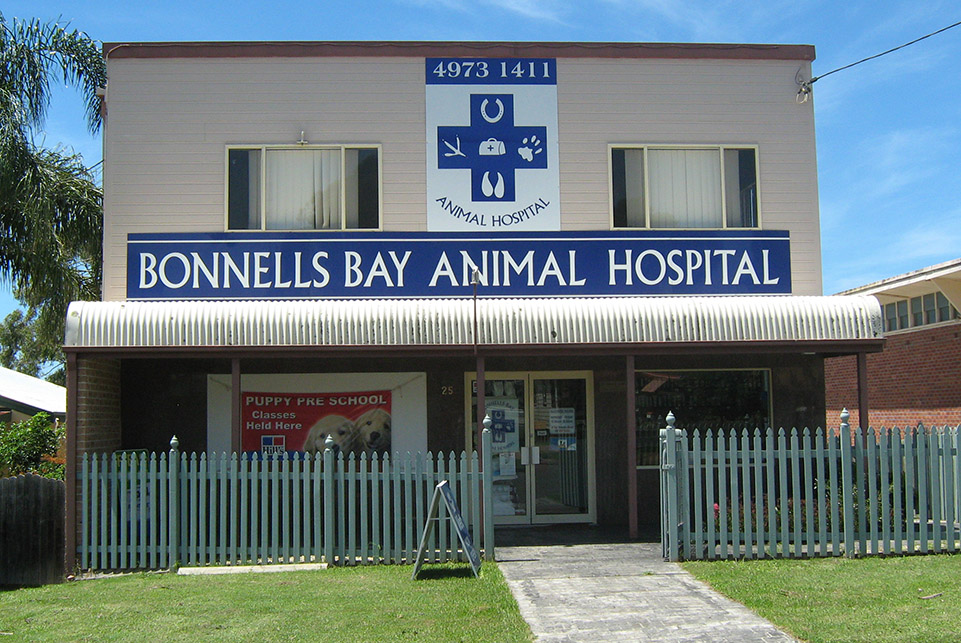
797, 19, 961, 102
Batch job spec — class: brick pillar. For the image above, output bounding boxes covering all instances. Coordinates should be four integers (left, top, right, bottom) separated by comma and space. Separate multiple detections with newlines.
67, 356, 122, 573
76, 358, 123, 454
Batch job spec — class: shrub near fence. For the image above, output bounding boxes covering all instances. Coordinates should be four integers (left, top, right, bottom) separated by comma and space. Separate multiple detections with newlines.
79, 431, 494, 572
0, 474, 65, 586
661, 410, 961, 561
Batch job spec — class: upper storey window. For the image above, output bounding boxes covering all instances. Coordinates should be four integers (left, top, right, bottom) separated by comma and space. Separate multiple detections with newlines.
884, 292, 958, 332
227, 146, 380, 231
611, 146, 758, 229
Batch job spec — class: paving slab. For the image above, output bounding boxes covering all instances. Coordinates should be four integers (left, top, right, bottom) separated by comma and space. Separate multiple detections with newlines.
497, 541, 797, 642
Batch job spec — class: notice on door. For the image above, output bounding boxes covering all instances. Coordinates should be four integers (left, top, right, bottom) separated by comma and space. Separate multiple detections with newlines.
486, 397, 520, 453
548, 408, 575, 435
498, 452, 517, 476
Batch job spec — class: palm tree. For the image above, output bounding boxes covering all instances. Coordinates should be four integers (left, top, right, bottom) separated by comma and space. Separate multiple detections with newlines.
0, 13, 105, 370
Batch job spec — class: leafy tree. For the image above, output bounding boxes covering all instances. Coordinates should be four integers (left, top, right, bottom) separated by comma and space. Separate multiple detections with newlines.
0, 412, 65, 479
0, 307, 65, 384
0, 13, 105, 372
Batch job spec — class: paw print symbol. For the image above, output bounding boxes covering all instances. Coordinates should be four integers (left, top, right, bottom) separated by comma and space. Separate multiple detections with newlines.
517, 136, 543, 163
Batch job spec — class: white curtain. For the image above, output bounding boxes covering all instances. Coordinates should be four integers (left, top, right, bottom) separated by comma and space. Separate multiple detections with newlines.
265, 150, 341, 230
622, 149, 645, 227
648, 149, 722, 228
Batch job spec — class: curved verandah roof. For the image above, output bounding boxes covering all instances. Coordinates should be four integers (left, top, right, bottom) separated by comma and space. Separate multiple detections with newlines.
64, 295, 884, 355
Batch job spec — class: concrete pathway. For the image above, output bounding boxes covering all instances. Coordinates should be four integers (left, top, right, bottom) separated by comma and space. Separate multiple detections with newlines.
497, 541, 798, 642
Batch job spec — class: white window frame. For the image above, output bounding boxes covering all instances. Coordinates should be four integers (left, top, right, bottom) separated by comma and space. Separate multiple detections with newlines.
224, 144, 383, 232
882, 293, 960, 333
608, 144, 762, 230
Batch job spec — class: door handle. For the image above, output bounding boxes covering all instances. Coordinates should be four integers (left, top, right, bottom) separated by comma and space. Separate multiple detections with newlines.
520, 447, 529, 465
531, 446, 540, 465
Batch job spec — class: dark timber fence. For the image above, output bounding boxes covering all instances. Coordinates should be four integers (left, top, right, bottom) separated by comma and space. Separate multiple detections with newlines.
0, 474, 65, 586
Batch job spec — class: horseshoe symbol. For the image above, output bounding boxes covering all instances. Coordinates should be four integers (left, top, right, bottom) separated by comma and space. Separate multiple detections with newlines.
480, 98, 505, 124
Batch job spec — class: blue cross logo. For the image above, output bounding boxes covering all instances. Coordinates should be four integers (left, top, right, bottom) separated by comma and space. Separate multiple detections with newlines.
489, 408, 516, 444
437, 94, 548, 202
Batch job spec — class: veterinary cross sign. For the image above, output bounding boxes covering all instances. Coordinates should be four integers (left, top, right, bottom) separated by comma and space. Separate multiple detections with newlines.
437, 94, 548, 202
489, 408, 516, 445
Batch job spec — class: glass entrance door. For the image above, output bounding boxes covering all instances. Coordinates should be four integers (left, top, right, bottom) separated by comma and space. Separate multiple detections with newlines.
468, 372, 594, 524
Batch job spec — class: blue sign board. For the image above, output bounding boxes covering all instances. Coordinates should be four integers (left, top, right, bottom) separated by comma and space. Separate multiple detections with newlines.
412, 480, 482, 579
426, 58, 561, 231
126, 230, 791, 300
426, 58, 557, 85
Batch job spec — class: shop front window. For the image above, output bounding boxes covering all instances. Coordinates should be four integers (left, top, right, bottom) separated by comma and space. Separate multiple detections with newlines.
635, 369, 771, 467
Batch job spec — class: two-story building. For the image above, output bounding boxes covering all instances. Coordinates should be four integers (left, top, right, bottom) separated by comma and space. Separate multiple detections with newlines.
64, 41, 883, 565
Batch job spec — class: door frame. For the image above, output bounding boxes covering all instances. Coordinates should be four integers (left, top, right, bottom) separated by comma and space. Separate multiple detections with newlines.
465, 370, 597, 525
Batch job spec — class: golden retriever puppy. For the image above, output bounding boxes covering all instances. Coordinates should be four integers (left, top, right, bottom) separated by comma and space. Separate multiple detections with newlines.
356, 408, 391, 454
302, 414, 359, 455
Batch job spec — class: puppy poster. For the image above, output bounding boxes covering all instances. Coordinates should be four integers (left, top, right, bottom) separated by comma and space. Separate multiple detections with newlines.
241, 391, 392, 457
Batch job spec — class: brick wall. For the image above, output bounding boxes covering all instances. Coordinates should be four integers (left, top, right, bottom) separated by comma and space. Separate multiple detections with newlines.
72, 356, 123, 567
825, 321, 961, 429
76, 358, 123, 454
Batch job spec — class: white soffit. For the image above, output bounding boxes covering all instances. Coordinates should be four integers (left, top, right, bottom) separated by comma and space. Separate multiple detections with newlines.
64, 296, 883, 349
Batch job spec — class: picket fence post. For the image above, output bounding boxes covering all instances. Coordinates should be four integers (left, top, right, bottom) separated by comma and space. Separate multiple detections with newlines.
482, 416, 495, 561
168, 435, 180, 569
661, 411, 680, 561
839, 410, 855, 558
323, 435, 335, 565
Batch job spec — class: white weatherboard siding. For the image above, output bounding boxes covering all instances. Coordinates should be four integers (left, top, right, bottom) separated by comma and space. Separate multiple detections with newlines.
102, 54, 820, 300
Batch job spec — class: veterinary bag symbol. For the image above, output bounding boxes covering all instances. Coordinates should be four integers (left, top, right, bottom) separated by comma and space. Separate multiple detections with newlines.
479, 138, 506, 156
435, 93, 549, 203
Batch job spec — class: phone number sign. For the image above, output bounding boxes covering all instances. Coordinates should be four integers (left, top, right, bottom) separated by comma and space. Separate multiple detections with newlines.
426, 58, 561, 232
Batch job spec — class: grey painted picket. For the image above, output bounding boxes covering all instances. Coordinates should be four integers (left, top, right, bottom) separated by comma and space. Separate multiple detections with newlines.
78, 430, 494, 571
661, 410, 961, 562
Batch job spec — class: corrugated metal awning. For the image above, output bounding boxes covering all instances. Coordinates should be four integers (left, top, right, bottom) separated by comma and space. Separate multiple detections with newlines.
64, 296, 883, 352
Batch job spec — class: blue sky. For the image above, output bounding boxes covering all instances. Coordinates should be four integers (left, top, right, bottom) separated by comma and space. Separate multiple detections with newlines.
3, 0, 960, 319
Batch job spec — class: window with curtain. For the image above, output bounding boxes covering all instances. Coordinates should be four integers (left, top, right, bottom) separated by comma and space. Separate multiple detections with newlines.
611, 146, 758, 229
227, 146, 379, 231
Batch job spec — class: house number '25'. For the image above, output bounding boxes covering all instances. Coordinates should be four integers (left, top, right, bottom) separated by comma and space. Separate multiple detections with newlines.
441, 386, 455, 396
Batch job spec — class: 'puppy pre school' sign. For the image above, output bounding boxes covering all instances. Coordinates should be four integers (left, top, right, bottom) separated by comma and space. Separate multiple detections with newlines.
241, 390, 392, 457
426, 58, 561, 231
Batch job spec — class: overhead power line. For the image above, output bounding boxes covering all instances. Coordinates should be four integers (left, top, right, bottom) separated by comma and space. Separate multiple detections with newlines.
797, 19, 961, 101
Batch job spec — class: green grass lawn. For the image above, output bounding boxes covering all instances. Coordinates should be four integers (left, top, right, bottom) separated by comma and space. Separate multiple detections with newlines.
684, 554, 961, 643
0, 563, 531, 642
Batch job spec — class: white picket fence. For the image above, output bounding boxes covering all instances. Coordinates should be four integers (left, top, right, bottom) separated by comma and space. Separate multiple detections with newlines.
78, 430, 494, 571
661, 411, 961, 561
